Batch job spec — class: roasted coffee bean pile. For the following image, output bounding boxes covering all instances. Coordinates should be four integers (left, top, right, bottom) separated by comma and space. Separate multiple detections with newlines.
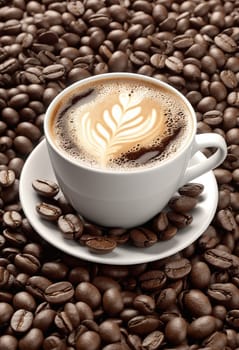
33, 179, 203, 254
0, 0, 239, 349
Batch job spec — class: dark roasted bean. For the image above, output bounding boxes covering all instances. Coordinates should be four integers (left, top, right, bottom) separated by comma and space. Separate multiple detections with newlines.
165, 317, 187, 345
36, 202, 62, 221
32, 179, 59, 198
165, 258, 191, 279
139, 270, 166, 291
10, 309, 33, 333
86, 237, 117, 254
204, 248, 238, 269
3, 210, 22, 228
0, 169, 15, 187
128, 315, 162, 336
168, 195, 198, 213
130, 227, 158, 248
75, 282, 101, 310
44, 281, 74, 304
58, 214, 83, 240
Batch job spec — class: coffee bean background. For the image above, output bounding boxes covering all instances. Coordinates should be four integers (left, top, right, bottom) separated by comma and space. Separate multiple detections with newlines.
0, 0, 239, 349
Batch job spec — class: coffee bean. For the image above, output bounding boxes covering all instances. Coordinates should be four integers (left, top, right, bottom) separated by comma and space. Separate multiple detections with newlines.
14, 253, 40, 275
99, 320, 121, 343
42, 64, 65, 80
0, 335, 18, 350
208, 283, 239, 309
214, 33, 237, 53
18, 328, 44, 350
128, 315, 162, 336
75, 282, 101, 309
86, 237, 117, 254
226, 309, 239, 328
16, 122, 41, 142
165, 258, 191, 279
32, 179, 59, 198
12, 291, 36, 312
103, 287, 124, 316
3, 210, 22, 228
10, 309, 33, 333
203, 110, 223, 126
150, 53, 166, 69
33, 308, 56, 332
57, 214, 83, 240
220, 70, 238, 89
41, 261, 68, 280
26, 276, 52, 299
173, 34, 194, 49
217, 208, 237, 231
44, 281, 74, 304
142, 330, 164, 349
76, 330, 101, 350
190, 261, 211, 289
168, 195, 198, 213
36, 202, 62, 221
0, 302, 14, 324
0, 169, 15, 187
0, 58, 19, 74
165, 56, 183, 73
130, 227, 158, 248
183, 289, 212, 317
139, 270, 166, 291
43, 335, 66, 350
165, 317, 187, 345
108, 51, 128, 72
167, 211, 193, 229
187, 315, 217, 340
203, 331, 227, 350
204, 248, 238, 269
133, 294, 155, 314
178, 183, 204, 197
13, 136, 33, 155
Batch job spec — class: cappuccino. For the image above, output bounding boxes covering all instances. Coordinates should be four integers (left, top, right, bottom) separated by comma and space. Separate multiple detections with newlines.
50, 77, 192, 170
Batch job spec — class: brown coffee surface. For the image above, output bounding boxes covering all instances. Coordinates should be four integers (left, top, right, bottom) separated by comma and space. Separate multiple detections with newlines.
51, 77, 192, 170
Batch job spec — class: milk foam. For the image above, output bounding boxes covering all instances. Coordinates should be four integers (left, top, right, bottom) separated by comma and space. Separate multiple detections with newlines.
53, 79, 191, 170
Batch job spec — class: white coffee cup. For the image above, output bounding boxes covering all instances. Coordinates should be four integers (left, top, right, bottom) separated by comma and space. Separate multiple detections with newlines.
44, 73, 227, 228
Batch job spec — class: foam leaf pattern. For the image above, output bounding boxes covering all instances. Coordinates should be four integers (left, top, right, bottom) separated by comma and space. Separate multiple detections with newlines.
77, 93, 161, 166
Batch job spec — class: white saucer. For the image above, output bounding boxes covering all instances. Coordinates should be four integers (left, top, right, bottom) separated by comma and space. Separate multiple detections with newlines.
19, 139, 218, 265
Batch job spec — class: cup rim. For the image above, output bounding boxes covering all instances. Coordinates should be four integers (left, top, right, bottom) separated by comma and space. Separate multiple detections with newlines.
44, 72, 197, 174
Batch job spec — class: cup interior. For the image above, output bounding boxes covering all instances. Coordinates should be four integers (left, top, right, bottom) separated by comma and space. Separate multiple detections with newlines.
44, 73, 197, 173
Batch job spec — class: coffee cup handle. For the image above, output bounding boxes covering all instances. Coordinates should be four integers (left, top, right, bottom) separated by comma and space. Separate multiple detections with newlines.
179, 133, 227, 186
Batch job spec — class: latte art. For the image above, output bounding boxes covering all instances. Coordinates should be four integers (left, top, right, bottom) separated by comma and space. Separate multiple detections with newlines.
51, 77, 192, 170
71, 92, 164, 167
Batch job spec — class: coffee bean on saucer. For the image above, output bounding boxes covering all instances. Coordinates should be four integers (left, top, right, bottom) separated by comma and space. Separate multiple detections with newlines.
178, 183, 204, 197
159, 225, 178, 241
167, 211, 193, 229
85, 237, 117, 254
36, 202, 62, 221
153, 212, 168, 232
32, 179, 59, 198
57, 214, 84, 240
168, 195, 198, 213
129, 227, 158, 248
